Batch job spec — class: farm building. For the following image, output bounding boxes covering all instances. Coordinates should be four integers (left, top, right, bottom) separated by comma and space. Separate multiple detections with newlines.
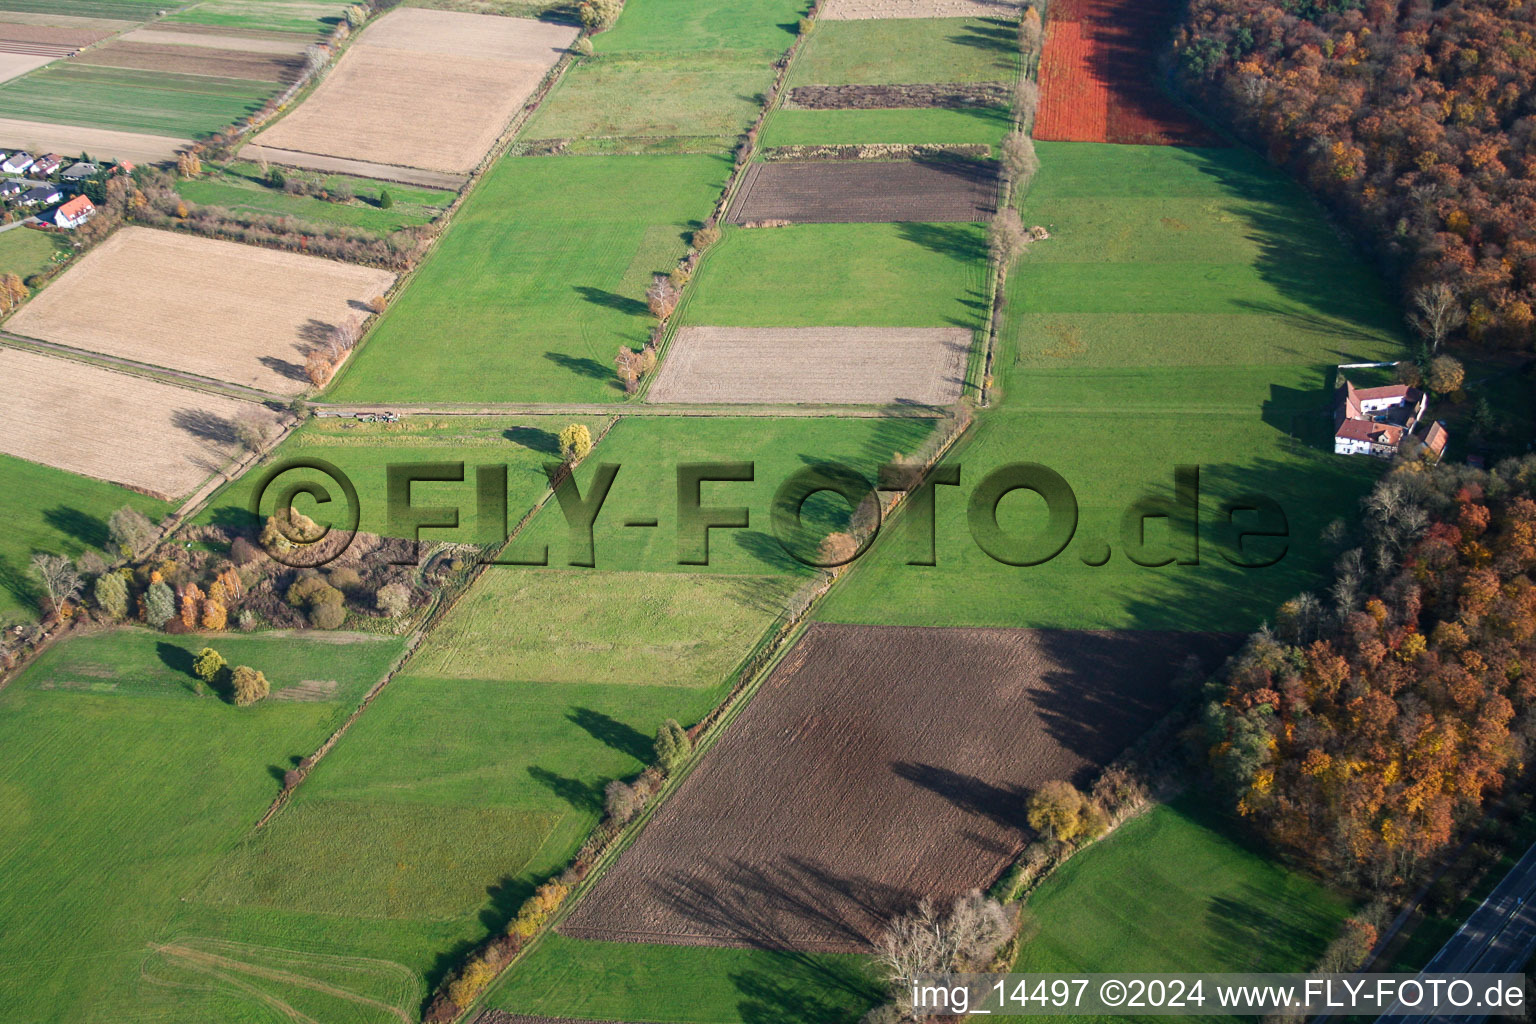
30, 153, 59, 177
2, 151, 32, 173
61, 161, 98, 181
1333, 377, 1447, 458
53, 194, 94, 229
17, 184, 60, 207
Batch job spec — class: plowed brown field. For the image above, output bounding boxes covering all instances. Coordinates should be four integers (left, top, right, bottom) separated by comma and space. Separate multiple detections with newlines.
0, 346, 281, 498
560, 624, 1236, 952
728, 158, 997, 224
251, 9, 576, 174
6, 227, 395, 396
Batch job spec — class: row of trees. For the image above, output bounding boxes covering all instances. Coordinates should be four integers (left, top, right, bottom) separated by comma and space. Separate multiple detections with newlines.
1205, 455, 1536, 886
1174, 0, 1536, 352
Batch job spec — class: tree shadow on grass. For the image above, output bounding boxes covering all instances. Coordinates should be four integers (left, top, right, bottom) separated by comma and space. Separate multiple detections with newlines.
573, 285, 648, 317
896, 222, 986, 264
567, 706, 653, 764
544, 350, 611, 381
42, 505, 108, 549
527, 764, 603, 814
0, 553, 43, 614
504, 425, 560, 456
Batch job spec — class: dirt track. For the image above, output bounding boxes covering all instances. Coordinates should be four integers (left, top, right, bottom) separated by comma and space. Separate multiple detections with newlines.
820, 0, 1022, 17
252, 9, 575, 174
6, 227, 395, 396
648, 326, 970, 405
0, 346, 281, 498
560, 624, 1236, 952
729, 158, 997, 224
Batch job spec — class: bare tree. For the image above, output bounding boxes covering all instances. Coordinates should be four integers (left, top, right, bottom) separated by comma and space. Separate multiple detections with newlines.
30, 553, 82, 616
875, 890, 1011, 987
1407, 282, 1465, 353
1001, 131, 1040, 189
1013, 78, 1040, 124
988, 207, 1029, 268
234, 410, 277, 454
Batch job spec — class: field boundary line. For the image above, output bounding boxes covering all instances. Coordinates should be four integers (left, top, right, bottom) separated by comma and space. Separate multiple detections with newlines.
249, 415, 620, 829
313, 399, 952, 418
0, 331, 290, 405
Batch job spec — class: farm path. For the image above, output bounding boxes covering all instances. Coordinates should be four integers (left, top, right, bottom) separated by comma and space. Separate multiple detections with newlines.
312, 402, 953, 419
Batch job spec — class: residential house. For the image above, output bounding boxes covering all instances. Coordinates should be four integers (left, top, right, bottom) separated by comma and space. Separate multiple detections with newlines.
53, 194, 94, 229
17, 184, 62, 207
1333, 376, 1448, 459
0, 178, 28, 198
30, 154, 61, 177
60, 161, 98, 182
2, 152, 34, 174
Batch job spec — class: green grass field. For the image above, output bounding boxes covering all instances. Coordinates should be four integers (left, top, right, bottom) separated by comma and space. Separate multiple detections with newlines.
817, 142, 1408, 631
1013, 799, 1351, 978
164, 0, 349, 35
195, 414, 605, 545
0, 0, 161, 16
0, 453, 171, 626
329, 155, 728, 405
0, 63, 275, 138
760, 105, 1012, 149
680, 222, 988, 329
0, 226, 69, 282
790, 17, 1017, 86
176, 165, 452, 234
594, 0, 803, 54
488, 934, 883, 1023
525, 52, 776, 152
0, 627, 405, 1024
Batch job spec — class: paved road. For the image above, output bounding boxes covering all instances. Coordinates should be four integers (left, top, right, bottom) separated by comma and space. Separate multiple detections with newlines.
1377, 840, 1536, 1024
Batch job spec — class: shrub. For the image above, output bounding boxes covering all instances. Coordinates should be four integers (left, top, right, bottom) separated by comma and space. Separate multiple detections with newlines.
1026, 780, 1094, 843
574, 36, 594, 57
201, 598, 228, 631
1427, 354, 1465, 395
237, 609, 257, 631
327, 566, 362, 592
94, 572, 129, 620
692, 224, 720, 250
377, 189, 392, 210
376, 582, 411, 618
446, 957, 497, 1006
231, 665, 270, 706
367, 293, 387, 313
654, 718, 691, 773
577, 0, 622, 30
145, 581, 176, 627
193, 647, 227, 692
605, 779, 644, 823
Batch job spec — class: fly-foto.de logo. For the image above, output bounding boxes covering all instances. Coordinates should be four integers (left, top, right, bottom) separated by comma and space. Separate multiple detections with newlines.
250, 459, 1291, 571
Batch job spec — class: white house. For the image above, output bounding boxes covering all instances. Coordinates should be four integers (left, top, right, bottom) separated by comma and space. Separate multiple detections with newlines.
2, 152, 34, 174
53, 194, 94, 229
1334, 377, 1446, 458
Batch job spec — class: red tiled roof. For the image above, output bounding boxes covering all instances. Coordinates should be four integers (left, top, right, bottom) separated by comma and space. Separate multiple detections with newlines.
1423, 421, 1449, 455
1336, 419, 1404, 445
56, 195, 93, 219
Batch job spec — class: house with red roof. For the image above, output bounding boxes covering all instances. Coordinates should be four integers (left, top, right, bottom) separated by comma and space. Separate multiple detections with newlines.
53, 194, 95, 229
1333, 376, 1448, 460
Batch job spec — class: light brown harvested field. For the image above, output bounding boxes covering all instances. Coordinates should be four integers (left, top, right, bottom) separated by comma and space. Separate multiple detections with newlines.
0, 23, 112, 46
648, 326, 970, 405
237, 145, 468, 190
729, 158, 998, 224
0, 116, 187, 162
252, 9, 576, 174
0, 52, 49, 83
0, 346, 282, 499
6, 227, 396, 395
821, 0, 1022, 16
0, 13, 134, 31
121, 27, 314, 54
561, 624, 1238, 952
80, 40, 299, 80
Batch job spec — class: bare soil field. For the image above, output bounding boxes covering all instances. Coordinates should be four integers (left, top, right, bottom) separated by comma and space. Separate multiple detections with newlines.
251, 9, 576, 174
0, 346, 282, 498
786, 82, 1010, 109
729, 157, 996, 224
121, 27, 314, 54
0, 13, 133, 32
560, 624, 1237, 952
0, 23, 112, 46
821, 0, 1021, 17
0, 52, 49, 83
81, 40, 299, 80
648, 326, 970, 405
6, 227, 396, 396
0, 116, 187, 162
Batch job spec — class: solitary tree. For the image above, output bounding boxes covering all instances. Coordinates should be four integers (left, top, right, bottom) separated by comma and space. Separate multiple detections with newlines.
30, 553, 82, 616
231, 665, 271, 706
654, 719, 691, 773
378, 189, 393, 210
558, 423, 594, 464
1407, 282, 1466, 353
193, 647, 227, 696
